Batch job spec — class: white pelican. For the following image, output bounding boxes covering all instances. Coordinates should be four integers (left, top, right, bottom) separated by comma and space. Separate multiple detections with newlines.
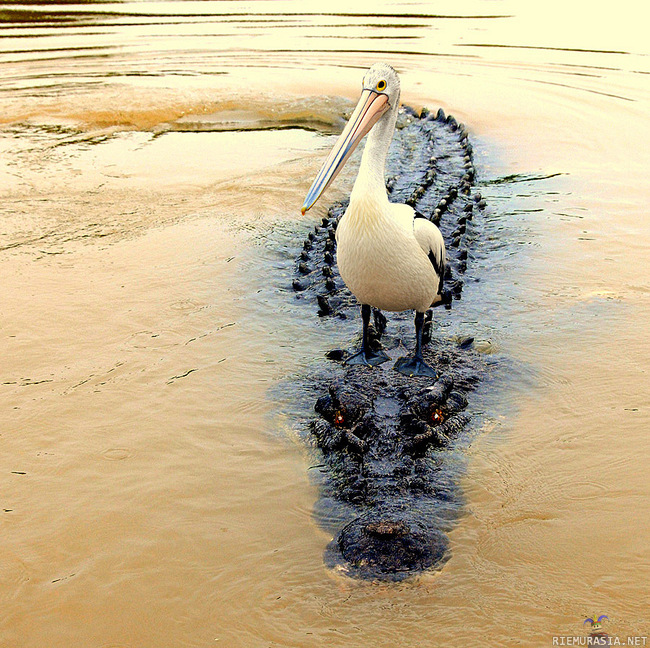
301, 63, 446, 378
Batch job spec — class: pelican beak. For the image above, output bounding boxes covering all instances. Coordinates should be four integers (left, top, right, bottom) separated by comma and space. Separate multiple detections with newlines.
301, 89, 389, 214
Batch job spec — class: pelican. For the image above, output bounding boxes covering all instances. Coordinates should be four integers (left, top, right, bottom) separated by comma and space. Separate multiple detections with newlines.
301, 63, 446, 377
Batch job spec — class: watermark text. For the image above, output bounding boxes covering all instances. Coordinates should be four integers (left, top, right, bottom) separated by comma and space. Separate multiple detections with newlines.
552, 638, 647, 646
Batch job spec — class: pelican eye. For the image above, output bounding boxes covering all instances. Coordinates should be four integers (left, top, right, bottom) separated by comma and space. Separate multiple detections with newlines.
376, 79, 387, 92
430, 408, 445, 425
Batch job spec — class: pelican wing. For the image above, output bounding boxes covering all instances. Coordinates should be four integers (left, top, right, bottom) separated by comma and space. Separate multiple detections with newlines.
413, 213, 445, 294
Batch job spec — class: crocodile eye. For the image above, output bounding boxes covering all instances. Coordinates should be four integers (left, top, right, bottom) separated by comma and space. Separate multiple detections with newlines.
376, 79, 387, 92
431, 408, 445, 425
334, 411, 346, 426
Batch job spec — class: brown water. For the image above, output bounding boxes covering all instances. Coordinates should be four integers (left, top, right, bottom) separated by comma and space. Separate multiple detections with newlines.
1, 2, 649, 646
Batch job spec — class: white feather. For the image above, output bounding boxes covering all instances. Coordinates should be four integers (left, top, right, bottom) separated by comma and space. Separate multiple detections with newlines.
336, 199, 444, 312
413, 216, 446, 302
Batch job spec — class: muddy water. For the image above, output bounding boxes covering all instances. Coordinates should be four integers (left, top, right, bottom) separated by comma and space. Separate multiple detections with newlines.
1, 2, 649, 646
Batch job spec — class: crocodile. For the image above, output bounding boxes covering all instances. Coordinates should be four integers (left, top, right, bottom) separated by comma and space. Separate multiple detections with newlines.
291, 106, 489, 580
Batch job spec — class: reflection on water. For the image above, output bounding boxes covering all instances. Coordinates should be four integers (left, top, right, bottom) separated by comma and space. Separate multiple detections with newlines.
1, 1, 649, 647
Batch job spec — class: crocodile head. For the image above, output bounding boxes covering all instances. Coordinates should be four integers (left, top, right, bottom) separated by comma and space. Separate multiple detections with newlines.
311, 366, 470, 580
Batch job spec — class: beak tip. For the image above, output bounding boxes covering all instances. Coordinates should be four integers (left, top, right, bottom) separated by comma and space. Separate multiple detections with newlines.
301, 206, 307, 215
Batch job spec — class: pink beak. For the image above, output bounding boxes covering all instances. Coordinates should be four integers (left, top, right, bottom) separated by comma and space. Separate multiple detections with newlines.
302, 89, 389, 214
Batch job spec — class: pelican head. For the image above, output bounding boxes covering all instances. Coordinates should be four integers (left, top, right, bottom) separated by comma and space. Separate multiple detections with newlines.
302, 63, 401, 214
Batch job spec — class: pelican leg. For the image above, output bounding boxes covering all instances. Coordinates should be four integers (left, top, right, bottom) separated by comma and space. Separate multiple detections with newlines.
346, 304, 390, 367
394, 311, 437, 378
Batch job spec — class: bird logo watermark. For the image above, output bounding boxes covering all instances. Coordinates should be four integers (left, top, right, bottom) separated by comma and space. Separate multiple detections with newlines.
550, 615, 647, 646
585, 615, 609, 632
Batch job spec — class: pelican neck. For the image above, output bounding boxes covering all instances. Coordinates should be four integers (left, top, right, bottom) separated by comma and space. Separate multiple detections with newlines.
350, 99, 399, 208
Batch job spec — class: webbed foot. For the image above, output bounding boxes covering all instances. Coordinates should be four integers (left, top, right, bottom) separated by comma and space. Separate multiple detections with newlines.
394, 355, 437, 378
346, 347, 390, 367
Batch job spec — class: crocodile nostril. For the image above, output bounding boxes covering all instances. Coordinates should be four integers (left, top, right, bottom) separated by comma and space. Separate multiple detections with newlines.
365, 520, 408, 538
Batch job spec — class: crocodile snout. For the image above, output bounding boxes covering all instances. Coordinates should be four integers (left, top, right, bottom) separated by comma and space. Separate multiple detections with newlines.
335, 511, 448, 580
